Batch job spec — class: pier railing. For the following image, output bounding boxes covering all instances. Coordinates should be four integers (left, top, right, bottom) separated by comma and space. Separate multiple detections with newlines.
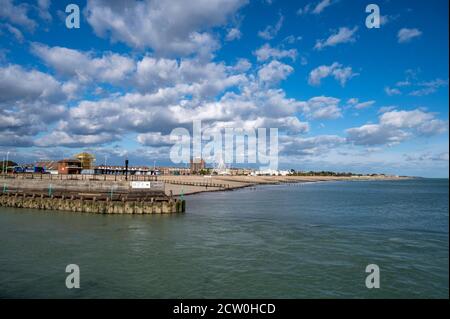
0, 173, 159, 182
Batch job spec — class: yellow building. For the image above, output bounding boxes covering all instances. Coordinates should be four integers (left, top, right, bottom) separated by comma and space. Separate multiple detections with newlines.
74, 152, 95, 170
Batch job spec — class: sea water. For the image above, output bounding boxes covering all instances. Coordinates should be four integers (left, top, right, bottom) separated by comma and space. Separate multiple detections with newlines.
0, 179, 448, 298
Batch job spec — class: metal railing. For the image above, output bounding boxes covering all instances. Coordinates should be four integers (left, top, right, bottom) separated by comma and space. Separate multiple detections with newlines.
0, 173, 159, 182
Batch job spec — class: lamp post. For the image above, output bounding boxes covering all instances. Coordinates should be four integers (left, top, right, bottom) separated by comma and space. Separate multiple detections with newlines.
6, 151, 9, 175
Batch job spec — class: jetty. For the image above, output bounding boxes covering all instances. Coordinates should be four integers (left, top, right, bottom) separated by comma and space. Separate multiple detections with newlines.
0, 176, 185, 214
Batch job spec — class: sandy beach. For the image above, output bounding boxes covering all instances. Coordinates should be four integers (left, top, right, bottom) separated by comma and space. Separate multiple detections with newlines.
162, 175, 411, 196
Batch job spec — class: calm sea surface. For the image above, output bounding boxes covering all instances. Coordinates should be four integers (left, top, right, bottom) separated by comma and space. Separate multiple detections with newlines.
0, 179, 448, 298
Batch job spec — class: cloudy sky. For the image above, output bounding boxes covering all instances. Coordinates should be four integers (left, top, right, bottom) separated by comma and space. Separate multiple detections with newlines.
0, 0, 448, 177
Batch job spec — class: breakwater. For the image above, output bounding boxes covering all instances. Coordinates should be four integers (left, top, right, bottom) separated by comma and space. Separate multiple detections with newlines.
0, 178, 185, 214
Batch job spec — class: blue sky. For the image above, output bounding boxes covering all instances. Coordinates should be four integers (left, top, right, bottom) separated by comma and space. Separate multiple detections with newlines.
0, 0, 448, 177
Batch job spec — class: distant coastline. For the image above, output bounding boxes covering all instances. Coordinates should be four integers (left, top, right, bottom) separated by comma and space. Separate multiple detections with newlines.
161, 175, 413, 196
0, 173, 413, 200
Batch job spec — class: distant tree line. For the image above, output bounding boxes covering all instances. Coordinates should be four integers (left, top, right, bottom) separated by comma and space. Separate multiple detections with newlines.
198, 169, 212, 175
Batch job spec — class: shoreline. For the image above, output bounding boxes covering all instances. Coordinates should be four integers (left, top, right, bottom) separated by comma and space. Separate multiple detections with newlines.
0, 174, 414, 199
162, 175, 413, 197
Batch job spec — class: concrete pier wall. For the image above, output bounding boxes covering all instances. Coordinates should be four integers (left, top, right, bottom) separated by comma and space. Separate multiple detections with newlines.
0, 193, 185, 214
0, 178, 164, 193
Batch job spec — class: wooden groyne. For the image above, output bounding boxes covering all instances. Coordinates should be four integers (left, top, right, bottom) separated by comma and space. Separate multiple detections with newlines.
0, 179, 185, 214
162, 179, 231, 189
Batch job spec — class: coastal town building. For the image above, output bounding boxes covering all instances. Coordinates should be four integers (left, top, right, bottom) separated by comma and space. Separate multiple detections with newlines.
58, 159, 82, 175
75, 152, 95, 169
190, 158, 206, 174
251, 169, 290, 176
35, 161, 59, 175
228, 168, 254, 176
94, 165, 157, 175
1, 160, 17, 173
160, 167, 191, 176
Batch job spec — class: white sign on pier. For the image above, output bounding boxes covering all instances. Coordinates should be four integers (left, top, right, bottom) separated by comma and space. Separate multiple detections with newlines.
130, 182, 151, 189
130, 181, 165, 190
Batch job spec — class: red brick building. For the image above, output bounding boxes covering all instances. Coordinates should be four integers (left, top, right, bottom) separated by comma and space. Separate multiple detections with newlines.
58, 159, 82, 175
190, 158, 206, 174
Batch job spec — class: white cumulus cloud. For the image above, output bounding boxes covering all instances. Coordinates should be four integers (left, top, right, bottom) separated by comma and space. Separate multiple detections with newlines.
397, 28, 422, 43
314, 26, 358, 50
253, 43, 297, 62
85, 0, 247, 57
308, 62, 358, 86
